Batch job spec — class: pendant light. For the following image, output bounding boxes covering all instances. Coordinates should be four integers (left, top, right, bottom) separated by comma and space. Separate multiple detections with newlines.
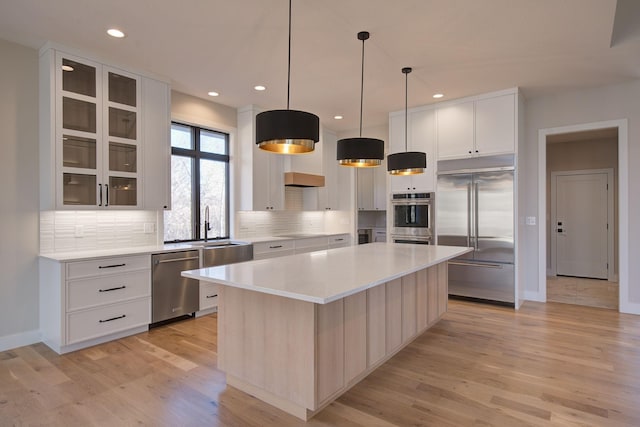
255, 0, 319, 154
387, 67, 426, 175
336, 31, 384, 167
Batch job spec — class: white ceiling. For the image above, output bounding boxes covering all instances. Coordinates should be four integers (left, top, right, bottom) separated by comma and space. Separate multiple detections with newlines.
1, 0, 639, 132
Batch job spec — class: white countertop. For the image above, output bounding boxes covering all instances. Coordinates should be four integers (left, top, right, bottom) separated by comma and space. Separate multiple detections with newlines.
38, 233, 351, 262
182, 243, 472, 304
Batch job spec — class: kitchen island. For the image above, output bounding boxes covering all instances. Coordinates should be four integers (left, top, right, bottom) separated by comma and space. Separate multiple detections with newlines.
182, 243, 471, 420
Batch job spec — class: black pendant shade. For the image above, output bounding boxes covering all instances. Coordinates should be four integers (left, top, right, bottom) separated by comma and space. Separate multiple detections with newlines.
256, 109, 319, 154
255, 0, 319, 154
387, 67, 426, 175
387, 151, 426, 175
337, 137, 384, 167
336, 31, 385, 167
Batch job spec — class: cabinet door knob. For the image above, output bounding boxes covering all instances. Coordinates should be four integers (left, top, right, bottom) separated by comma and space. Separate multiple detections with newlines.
468, 150, 472, 154
475, 149, 479, 153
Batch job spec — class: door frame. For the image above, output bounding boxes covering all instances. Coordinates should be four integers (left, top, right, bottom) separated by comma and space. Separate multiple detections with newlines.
537, 119, 632, 314
550, 168, 615, 281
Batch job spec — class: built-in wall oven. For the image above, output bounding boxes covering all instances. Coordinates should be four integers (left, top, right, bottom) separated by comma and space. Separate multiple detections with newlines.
391, 192, 434, 243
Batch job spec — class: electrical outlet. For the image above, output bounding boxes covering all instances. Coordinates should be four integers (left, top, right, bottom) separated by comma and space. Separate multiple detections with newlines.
75, 225, 84, 237
526, 216, 536, 226
143, 223, 155, 234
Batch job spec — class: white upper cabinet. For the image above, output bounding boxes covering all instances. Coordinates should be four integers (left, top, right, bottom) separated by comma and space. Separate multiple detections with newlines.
474, 94, 515, 156
317, 129, 350, 211
436, 92, 515, 160
141, 77, 171, 210
237, 106, 284, 211
357, 157, 386, 211
435, 102, 474, 160
373, 157, 387, 210
40, 47, 171, 210
388, 108, 436, 194
357, 168, 374, 210
254, 146, 285, 210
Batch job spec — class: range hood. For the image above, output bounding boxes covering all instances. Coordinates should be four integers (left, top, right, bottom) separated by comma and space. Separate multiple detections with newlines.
284, 172, 325, 187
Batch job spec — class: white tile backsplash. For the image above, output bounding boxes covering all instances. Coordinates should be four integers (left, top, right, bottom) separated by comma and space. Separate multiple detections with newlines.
235, 210, 352, 238
40, 210, 159, 254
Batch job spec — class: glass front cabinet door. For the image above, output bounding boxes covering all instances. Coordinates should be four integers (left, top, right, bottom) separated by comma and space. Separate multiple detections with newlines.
55, 52, 141, 208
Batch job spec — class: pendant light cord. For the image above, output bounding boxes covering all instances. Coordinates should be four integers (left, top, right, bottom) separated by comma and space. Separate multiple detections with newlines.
404, 70, 408, 152
402, 67, 412, 152
359, 35, 365, 137
287, 0, 292, 110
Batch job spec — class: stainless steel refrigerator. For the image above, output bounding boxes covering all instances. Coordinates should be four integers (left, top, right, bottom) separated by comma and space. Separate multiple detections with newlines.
436, 167, 515, 304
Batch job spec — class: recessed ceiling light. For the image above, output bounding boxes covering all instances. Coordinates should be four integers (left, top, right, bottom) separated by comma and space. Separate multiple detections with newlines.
254, 85, 266, 91
207, 91, 219, 97
61, 65, 74, 72
107, 28, 125, 38
334, 115, 343, 120
433, 93, 444, 99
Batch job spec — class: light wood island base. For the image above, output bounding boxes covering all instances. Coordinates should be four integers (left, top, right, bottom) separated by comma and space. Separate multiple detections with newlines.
218, 263, 448, 420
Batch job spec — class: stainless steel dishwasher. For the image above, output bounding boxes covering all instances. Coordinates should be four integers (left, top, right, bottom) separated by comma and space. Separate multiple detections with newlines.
151, 250, 200, 324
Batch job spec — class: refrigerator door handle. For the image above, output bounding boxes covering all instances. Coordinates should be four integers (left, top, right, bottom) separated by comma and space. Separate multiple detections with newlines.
467, 182, 472, 248
474, 182, 479, 250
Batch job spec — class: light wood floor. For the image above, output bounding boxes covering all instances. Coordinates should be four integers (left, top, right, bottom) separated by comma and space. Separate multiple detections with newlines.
2, 300, 640, 426
547, 275, 619, 309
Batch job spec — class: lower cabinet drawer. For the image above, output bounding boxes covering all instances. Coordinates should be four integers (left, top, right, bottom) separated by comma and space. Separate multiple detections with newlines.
200, 282, 219, 310
294, 245, 327, 254
67, 270, 151, 311
295, 236, 329, 250
254, 249, 295, 260
66, 298, 150, 345
67, 255, 150, 280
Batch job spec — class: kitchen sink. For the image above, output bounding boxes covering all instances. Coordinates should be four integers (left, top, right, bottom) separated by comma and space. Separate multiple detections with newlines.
190, 241, 246, 248
197, 241, 254, 267
276, 233, 324, 238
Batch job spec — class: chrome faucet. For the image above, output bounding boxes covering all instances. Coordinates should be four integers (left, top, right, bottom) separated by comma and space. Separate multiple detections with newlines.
204, 205, 211, 241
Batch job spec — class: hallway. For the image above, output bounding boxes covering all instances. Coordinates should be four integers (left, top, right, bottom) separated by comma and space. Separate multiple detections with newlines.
547, 275, 618, 310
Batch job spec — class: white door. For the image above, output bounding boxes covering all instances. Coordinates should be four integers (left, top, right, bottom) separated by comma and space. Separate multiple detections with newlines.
554, 172, 609, 279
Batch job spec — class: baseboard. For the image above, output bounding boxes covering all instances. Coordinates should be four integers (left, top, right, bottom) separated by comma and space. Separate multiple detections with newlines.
524, 290, 545, 302
0, 329, 41, 353
195, 307, 217, 318
619, 300, 640, 315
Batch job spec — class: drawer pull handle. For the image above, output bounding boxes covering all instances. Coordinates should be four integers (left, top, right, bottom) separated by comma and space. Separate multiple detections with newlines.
99, 285, 126, 293
98, 263, 126, 269
269, 245, 283, 249
206, 294, 218, 299
334, 238, 344, 241
155, 256, 199, 265
99, 314, 126, 323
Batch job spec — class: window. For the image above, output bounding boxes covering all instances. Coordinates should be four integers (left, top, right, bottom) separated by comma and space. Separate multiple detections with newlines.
164, 122, 230, 242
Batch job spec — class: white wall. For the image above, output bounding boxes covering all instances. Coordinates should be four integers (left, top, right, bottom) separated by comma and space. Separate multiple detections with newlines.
171, 91, 237, 129
0, 39, 40, 347
523, 80, 640, 307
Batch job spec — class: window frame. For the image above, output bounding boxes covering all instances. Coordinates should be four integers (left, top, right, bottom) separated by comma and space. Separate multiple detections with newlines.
164, 122, 230, 243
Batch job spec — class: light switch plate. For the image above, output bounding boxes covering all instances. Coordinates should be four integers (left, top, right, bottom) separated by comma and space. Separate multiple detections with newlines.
144, 223, 155, 234
526, 216, 536, 226
74, 225, 84, 237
